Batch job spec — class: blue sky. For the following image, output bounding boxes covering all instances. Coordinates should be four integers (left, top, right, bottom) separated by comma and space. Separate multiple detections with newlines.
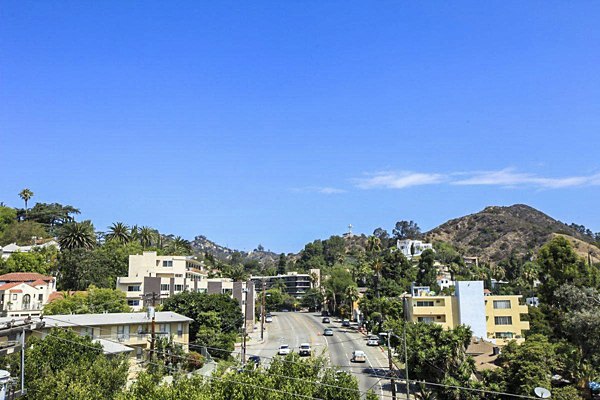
1, 1, 599, 253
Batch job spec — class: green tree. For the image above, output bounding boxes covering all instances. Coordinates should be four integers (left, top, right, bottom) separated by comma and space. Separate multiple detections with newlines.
26, 202, 80, 233
58, 220, 96, 250
0, 205, 17, 233
18, 188, 34, 216
161, 292, 243, 359
43, 285, 130, 315
164, 236, 192, 255
323, 266, 354, 315
106, 222, 131, 244
345, 285, 359, 321
139, 226, 158, 249
0, 220, 49, 245
2, 328, 128, 400
277, 253, 287, 275
0, 248, 57, 275
416, 249, 438, 289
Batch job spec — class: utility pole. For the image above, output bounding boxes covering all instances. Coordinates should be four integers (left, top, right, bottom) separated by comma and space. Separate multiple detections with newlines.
260, 279, 266, 341
387, 331, 397, 400
403, 296, 410, 400
20, 327, 25, 396
241, 288, 248, 365
141, 292, 160, 362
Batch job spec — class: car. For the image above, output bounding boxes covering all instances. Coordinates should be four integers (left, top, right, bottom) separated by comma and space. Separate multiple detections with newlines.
351, 350, 367, 363
323, 328, 333, 336
248, 355, 261, 366
282, 309, 289, 312
321, 310, 330, 317
341, 320, 351, 327
265, 316, 273, 323
366, 337, 379, 346
278, 344, 291, 355
322, 317, 330, 323
299, 343, 312, 356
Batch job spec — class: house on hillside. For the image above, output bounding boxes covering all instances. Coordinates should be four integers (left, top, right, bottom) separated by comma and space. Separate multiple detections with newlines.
397, 239, 433, 259
0, 273, 57, 317
0, 240, 59, 260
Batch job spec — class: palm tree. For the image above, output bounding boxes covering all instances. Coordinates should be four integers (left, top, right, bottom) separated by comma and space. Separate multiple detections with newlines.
366, 235, 382, 255
139, 226, 156, 249
106, 222, 131, 244
345, 285, 360, 321
58, 220, 96, 250
130, 225, 140, 242
19, 188, 34, 217
309, 271, 320, 289
165, 236, 192, 255
371, 257, 384, 298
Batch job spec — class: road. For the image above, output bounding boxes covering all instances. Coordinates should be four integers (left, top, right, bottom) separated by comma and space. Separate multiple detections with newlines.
243, 311, 398, 399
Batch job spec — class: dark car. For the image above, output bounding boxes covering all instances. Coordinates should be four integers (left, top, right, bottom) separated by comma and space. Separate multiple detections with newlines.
321, 310, 330, 317
322, 317, 331, 323
342, 320, 351, 327
248, 355, 261, 365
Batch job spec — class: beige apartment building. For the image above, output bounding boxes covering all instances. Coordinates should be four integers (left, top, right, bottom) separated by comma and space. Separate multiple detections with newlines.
116, 252, 256, 328
408, 281, 529, 345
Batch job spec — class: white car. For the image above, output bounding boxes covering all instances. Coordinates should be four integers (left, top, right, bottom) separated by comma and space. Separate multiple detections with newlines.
278, 344, 291, 355
352, 350, 367, 363
265, 316, 273, 323
299, 343, 312, 357
366, 338, 379, 346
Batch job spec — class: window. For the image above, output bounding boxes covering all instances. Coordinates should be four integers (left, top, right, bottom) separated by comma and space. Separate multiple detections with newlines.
494, 316, 513, 325
117, 325, 130, 340
417, 317, 435, 323
128, 300, 140, 306
136, 347, 143, 360
12, 294, 17, 301
495, 332, 514, 339
174, 284, 184, 292
38, 294, 43, 301
493, 300, 511, 309
177, 323, 183, 338
416, 301, 435, 307
22, 294, 31, 309
127, 285, 141, 292
81, 327, 93, 337
160, 284, 170, 291
175, 274, 183, 278
162, 260, 173, 267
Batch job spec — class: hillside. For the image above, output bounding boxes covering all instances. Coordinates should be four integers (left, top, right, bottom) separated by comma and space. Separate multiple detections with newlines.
424, 204, 597, 263
190, 235, 280, 266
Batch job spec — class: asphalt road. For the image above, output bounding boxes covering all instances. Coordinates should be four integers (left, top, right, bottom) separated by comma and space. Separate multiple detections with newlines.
244, 311, 397, 399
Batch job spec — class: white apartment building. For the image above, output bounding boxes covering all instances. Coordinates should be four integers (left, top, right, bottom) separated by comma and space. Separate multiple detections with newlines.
116, 252, 207, 310
0, 240, 59, 260
397, 239, 434, 259
116, 252, 256, 328
0, 273, 57, 317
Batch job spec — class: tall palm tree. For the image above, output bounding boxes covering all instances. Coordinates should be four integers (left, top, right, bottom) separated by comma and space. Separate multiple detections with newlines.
139, 226, 156, 249
371, 257, 384, 298
19, 188, 34, 217
106, 222, 131, 244
58, 220, 96, 250
345, 285, 360, 321
165, 236, 192, 255
366, 235, 382, 255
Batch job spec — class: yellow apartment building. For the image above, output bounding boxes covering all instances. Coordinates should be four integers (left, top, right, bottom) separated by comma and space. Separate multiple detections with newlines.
407, 281, 528, 345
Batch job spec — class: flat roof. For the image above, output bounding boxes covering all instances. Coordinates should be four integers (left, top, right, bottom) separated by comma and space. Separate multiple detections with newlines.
42, 311, 193, 327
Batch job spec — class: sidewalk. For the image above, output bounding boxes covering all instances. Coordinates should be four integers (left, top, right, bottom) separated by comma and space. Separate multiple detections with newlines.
234, 324, 269, 349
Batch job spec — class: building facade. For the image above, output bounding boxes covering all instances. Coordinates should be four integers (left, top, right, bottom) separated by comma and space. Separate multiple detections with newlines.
116, 252, 256, 328
33, 311, 193, 360
0, 240, 59, 260
0, 273, 57, 317
407, 281, 529, 345
396, 239, 433, 259
116, 252, 207, 309
250, 269, 320, 299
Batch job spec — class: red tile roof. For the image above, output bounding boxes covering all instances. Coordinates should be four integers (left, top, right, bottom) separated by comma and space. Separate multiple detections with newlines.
30, 279, 48, 286
0, 273, 54, 283
9, 289, 23, 293
0, 282, 22, 291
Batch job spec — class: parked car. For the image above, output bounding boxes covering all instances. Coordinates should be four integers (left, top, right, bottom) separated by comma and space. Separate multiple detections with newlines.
322, 317, 330, 323
248, 355, 261, 366
351, 350, 367, 363
278, 344, 291, 355
265, 316, 273, 323
342, 320, 351, 327
323, 328, 334, 336
366, 337, 379, 346
299, 343, 312, 356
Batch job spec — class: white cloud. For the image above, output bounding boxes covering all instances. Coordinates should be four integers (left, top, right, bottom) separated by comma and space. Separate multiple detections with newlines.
291, 186, 346, 194
453, 168, 600, 189
355, 171, 446, 189
353, 168, 600, 190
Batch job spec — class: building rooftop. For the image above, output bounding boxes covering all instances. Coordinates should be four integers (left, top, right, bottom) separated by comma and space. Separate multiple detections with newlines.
42, 311, 193, 327
94, 338, 134, 354
0, 273, 54, 283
